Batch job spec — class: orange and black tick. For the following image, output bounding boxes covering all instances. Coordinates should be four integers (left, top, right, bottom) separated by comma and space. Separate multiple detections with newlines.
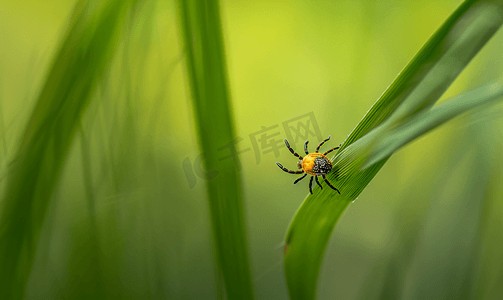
276, 136, 341, 195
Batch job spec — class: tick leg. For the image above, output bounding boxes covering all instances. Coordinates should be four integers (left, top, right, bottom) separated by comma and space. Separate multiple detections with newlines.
315, 176, 323, 189
316, 135, 331, 152
322, 174, 340, 194
304, 141, 309, 155
309, 176, 314, 194
276, 162, 304, 174
294, 173, 307, 184
323, 146, 340, 156
284, 139, 303, 160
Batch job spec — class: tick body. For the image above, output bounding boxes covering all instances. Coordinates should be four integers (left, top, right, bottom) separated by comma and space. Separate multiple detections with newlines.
276, 136, 341, 195
300, 153, 332, 176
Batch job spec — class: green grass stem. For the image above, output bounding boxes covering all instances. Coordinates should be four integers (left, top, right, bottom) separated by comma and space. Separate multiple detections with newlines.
284, 1, 503, 299
177, 0, 255, 299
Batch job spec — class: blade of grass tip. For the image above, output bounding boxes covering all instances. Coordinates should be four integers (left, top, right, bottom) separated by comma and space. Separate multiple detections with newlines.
177, 0, 254, 299
364, 83, 503, 168
338, 0, 500, 152
334, 0, 503, 182
383, 2, 503, 123
0, 1, 134, 299
284, 1, 503, 299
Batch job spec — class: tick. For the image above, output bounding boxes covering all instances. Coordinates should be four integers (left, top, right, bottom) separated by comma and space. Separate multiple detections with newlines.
276, 136, 341, 194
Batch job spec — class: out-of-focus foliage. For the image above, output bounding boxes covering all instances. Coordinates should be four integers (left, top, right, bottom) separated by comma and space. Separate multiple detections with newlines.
0, 1, 136, 299
0, 0, 502, 299
177, 0, 254, 298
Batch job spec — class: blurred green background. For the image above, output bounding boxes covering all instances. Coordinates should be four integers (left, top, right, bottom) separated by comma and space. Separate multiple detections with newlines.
1, 0, 502, 299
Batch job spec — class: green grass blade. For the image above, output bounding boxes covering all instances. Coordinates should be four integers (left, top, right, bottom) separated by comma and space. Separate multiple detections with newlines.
364, 83, 503, 168
284, 1, 503, 299
334, 1, 503, 182
177, 1, 254, 299
0, 1, 133, 299
339, 1, 502, 150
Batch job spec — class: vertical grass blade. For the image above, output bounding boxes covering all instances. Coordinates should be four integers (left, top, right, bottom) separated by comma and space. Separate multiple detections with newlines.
0, 1, 133, 299
177, 1, 254, 299
284, 1, 503, 299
